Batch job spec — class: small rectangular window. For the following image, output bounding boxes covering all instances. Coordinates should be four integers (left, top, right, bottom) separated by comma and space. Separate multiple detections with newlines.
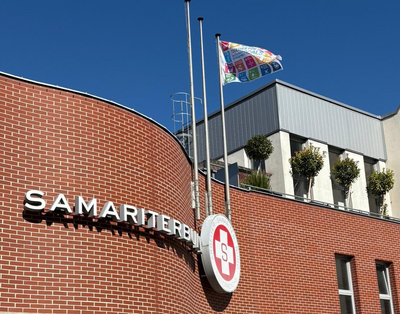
329, 148, 345, 208
364, 158, 380, 213
253, 160, 265, 172
376, 263, 394, 314
290, 137, 307, 199
336, 256, 356, 314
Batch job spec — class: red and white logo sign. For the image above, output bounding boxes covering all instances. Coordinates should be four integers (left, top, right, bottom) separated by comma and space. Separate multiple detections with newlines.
201, 214, 240, 293
214, 225, 236, 280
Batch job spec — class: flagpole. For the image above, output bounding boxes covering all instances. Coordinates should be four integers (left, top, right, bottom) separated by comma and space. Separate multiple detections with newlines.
198, 17, 213, 217
184, 0, 200, 221
215, 33, 231, 221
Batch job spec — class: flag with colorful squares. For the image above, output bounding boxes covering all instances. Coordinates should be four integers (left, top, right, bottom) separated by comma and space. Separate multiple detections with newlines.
219, 41, 283, 85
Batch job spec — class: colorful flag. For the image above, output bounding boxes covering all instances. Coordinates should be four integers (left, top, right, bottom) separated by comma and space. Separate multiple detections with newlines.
219, 41, 283, 85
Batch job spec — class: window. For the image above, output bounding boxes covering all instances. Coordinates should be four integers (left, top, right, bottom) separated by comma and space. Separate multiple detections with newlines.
376, 263, 394, 314
335, 256, 356, 314
253, 160, 265, 172
364, 158, 380, 213
329, 148, 345, 208
290, 136, 307, 199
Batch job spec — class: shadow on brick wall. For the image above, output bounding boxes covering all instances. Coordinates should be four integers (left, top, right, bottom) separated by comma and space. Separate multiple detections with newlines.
22, 209, 196, 272
197, 257, 232, 311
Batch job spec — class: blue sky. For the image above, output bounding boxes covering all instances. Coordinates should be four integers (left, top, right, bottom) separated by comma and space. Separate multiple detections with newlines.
1, 1, 399, 130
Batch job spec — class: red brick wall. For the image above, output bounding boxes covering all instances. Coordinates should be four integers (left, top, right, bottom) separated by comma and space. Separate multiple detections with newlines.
1, 73, 400, 313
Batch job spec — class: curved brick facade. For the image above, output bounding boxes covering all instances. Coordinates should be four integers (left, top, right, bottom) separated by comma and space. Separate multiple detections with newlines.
2, 72, 400, 313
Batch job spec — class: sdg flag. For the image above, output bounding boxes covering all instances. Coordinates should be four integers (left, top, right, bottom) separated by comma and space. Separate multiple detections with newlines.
219, 41, 283, 85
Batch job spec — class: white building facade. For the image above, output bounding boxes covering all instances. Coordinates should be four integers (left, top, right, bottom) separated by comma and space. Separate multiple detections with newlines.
196, 80, 396, 216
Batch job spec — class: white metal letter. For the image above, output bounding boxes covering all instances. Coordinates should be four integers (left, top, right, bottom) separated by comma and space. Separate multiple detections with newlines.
75, 196, 97, 217
99, 201, 120, 221
156, 214, 171, 233
24, 190, 46, 211
190, 228, 200, 251
180, 224, 191, 242
49, 194, 72, 214
120, 205, 138, 225
137, 208, 145, 226
146, 210, 158, 229
168, 219, 182, 238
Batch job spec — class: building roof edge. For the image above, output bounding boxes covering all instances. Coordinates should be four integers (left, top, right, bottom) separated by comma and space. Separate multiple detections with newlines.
274, 80, 382, 119
381, 104, 400, 120
0, 71, 192, 163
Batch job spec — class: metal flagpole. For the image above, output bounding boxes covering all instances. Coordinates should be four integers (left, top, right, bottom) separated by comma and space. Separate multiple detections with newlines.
215, 33, 231, 221
184, 0, 200, 220
198, 17, 213, 217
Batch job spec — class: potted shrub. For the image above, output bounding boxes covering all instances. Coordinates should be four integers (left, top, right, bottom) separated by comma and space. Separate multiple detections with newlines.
242, 170, 271, 191
245, 135, 274, 175
331, 156, 360, 208
366, 168, 394, 216
289, 144, 325, 199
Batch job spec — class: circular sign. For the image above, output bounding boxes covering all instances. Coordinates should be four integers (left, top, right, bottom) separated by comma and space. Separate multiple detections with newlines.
200, 214, 240, 293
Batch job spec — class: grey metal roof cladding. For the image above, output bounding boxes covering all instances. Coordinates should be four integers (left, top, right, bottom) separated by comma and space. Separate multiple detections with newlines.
196, 80, 387, 162
277, 84, 386, 160
196, 83, 279, 163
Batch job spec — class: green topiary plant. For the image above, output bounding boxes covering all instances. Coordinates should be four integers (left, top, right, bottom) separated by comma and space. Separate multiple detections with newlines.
289, 144, 325, 199
245, 135, 274, 175
331, 156, 360, 208
366, 168, 394, 216
242, 171, 271, 191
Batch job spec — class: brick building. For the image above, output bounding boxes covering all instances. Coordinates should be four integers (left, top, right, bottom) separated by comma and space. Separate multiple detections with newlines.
1, 72, 400, 313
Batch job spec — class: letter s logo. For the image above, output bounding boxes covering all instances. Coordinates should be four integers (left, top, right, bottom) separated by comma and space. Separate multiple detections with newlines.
24, 190, 46, 211
221, 243, 228, 262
